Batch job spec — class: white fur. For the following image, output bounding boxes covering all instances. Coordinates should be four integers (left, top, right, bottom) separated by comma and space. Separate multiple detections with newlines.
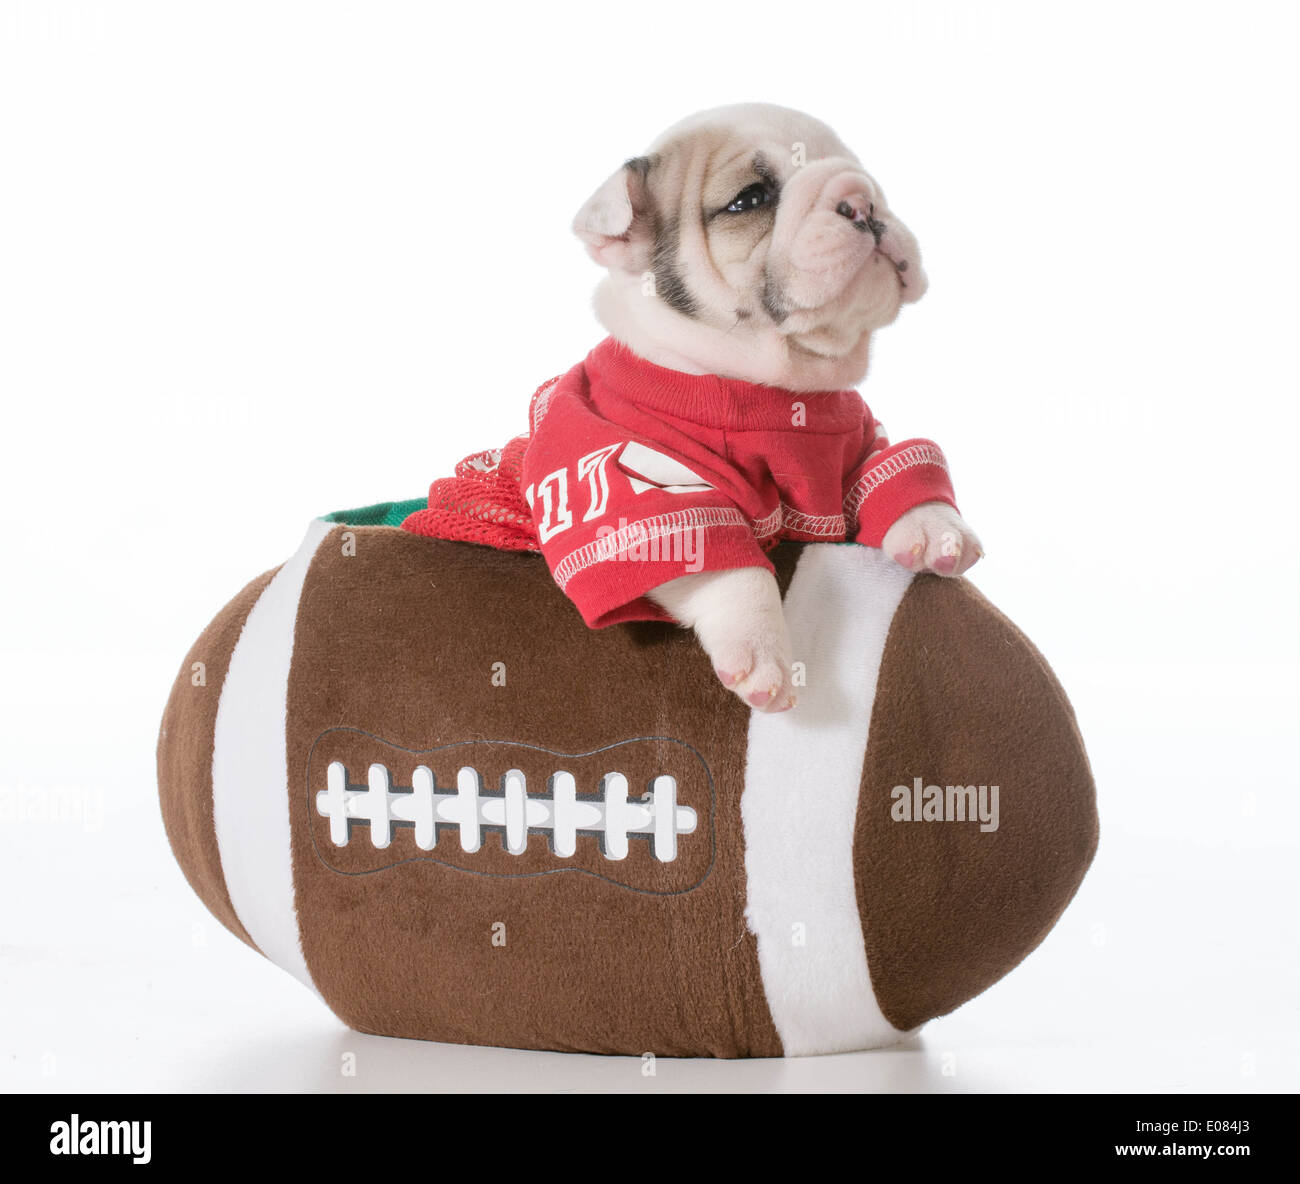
211, 517, 330, 996
742, 542, 914, 1054
575, 103, 927, 391
883, 500, 983, 576
648, 567, 795, 711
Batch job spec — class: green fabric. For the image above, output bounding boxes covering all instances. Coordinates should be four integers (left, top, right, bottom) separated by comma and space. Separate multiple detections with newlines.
323, 497, 427, 528
321, 498, 863, 540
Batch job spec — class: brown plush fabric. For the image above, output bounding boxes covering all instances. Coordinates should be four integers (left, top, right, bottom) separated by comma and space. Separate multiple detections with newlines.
285, 528, 784, 1057
156, 526, 1099, 1056
854, 574, 1099, 1032
156, 568, 280, 952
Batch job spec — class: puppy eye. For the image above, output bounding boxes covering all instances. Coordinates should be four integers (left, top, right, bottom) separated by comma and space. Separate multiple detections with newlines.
725, 183, 772, 213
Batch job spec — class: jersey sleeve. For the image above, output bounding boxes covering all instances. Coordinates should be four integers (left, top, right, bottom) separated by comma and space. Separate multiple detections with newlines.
521, 390, 773, 629
844, 427, 958, 548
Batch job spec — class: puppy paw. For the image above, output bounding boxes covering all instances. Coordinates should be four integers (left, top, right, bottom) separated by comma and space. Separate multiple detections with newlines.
711, 631, 796, 713
646, 567, 796, 712
883, 502, 983, 577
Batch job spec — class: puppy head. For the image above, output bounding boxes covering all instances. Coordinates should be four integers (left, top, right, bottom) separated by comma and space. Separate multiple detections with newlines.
573, 103, 927, 391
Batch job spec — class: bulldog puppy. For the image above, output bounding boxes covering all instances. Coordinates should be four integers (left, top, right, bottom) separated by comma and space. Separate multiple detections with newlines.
570, 103, 981, 712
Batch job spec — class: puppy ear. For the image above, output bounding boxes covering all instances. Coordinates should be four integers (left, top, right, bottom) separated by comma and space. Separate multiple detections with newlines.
572, 156, 654, 272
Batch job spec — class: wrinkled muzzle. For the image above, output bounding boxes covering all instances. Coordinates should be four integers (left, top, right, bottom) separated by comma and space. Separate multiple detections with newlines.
767, 157, 928, 325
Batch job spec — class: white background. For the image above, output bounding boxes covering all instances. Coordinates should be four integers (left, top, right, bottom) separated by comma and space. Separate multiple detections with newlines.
1, 0, 1296, 1093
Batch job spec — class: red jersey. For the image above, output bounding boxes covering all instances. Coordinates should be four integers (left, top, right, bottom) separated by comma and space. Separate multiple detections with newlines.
403, 337, 957, 627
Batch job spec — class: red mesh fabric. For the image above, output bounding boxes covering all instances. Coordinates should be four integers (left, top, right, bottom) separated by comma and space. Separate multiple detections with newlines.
401, 432, 540, 552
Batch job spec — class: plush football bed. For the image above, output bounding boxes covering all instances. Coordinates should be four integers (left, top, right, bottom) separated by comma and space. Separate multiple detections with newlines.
156, 502, 1098, 1058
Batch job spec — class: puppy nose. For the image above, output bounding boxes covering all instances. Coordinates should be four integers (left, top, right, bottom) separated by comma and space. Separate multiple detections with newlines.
835, 199, 886, 245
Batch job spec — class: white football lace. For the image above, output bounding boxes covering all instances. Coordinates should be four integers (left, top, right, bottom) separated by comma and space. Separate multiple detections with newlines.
316, 761, 697, 863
